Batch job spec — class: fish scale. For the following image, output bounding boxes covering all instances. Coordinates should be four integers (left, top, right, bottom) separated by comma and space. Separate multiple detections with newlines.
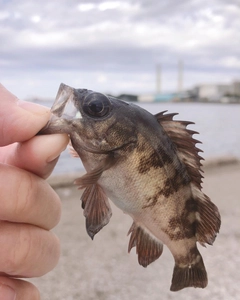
39, 83, 221, 292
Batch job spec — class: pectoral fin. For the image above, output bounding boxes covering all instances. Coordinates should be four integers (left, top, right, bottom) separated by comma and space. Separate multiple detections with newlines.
75, 154, 117, 189
128, 222, 163, 267
81, 184, 112, 239
69, 143, 79, 158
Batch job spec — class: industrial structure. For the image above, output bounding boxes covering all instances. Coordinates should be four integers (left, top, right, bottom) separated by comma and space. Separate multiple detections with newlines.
135, 61, 240, 103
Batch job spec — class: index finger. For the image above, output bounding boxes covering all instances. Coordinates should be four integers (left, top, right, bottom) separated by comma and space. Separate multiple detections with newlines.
0, 163, 61, 230
1, 134, 69, 179
0, 84, 50, 146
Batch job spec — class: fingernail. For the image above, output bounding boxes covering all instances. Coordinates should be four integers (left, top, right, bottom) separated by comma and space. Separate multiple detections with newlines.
0, 284, 16, 300
18, 100, 50, 116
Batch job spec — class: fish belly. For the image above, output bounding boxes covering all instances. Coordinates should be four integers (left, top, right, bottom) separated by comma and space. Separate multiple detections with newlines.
101, 166, 208, 291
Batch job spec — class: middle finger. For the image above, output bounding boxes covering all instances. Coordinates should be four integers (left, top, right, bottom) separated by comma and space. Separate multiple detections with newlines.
0, 163, 61, 230
0, 221, 60, 278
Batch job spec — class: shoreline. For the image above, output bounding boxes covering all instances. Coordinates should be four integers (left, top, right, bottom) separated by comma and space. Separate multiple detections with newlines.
47, 156, 240, 189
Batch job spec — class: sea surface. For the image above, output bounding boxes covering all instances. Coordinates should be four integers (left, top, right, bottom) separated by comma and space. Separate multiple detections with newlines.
36, 100, 240, 175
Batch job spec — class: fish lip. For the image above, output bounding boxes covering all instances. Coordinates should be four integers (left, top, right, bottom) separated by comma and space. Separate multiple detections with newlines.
39, 83, 83, 135
51, 83, 79, 118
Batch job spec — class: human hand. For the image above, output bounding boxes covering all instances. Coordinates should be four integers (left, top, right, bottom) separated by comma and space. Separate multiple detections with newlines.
0, 84, 69, 300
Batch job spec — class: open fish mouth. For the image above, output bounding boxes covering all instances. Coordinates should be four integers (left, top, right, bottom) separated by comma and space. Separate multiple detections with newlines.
39, 83, 84, 135
50, 83, 80, 118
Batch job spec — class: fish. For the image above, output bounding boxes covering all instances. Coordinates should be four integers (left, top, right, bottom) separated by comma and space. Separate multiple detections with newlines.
40, 83, 221, 291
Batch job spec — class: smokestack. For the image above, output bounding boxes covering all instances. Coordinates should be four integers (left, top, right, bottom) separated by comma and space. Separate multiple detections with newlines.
156, 64, 161, 94
178, 60, 183, 94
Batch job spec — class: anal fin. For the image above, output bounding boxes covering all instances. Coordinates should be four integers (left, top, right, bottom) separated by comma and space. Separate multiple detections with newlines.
81, 184, 112, 239
128, 222, 163, 267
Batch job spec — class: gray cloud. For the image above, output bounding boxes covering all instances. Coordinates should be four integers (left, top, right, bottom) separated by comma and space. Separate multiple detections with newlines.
0, 0, 239, 98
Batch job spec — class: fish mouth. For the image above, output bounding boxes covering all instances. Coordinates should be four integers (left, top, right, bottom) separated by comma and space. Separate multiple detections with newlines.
38, 114, 71, 135
50, 83, 80, 119
39, 83, 82, 135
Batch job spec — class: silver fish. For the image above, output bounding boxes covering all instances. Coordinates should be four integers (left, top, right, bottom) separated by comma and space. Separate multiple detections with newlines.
40, 83, 221, 291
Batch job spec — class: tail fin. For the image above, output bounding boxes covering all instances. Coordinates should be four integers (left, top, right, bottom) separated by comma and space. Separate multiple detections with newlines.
170, 251, 208, 291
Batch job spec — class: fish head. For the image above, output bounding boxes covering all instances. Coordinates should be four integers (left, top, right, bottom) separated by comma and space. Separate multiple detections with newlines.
40, 83, 138, 154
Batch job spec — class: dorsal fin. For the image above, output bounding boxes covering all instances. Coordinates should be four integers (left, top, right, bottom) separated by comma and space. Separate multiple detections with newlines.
155, 111, 204, 189
155, 111, 221, 246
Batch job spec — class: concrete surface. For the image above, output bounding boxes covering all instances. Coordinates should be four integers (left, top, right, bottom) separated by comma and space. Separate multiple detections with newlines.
29, 162, 240, 300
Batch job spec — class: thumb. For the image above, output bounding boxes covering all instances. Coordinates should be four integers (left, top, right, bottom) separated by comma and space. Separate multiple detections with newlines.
0, 84, 50, 146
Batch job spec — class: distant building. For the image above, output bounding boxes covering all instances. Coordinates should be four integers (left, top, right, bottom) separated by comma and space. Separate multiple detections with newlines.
195, 84, 231, 102
138, 93, 176, 102
192, 82, 240, 103
155, 93, 177, 102
137, 94, 155, 102
117, 94, 138, 102
222, 81, 240, 103
232, 81, 240, 96
108, 93, 138, 102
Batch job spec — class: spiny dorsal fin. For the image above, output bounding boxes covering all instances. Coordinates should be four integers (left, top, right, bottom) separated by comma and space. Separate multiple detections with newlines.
155, 111, 204, 189
81, 184, 112, 239
155, 111, 221, 245
128, 222, 163, 267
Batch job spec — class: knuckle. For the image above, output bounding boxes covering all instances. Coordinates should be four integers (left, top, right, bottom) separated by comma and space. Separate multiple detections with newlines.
7, 225, 35, 275
6, 225, 60, 277
13, 173, 36, 217
13, 173, 61, 229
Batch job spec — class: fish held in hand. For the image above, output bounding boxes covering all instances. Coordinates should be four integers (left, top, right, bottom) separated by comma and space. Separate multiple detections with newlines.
40, 83, 221, 291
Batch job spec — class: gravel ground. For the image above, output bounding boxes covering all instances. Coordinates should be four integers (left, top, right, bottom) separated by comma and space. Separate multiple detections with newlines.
29, 162, 240, 300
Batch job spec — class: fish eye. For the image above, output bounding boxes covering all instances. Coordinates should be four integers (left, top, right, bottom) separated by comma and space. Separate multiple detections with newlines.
83, 93, 111, 118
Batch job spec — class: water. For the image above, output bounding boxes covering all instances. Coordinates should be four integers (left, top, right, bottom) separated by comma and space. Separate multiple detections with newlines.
141, 102, 240, 160
36, 100, 240, 175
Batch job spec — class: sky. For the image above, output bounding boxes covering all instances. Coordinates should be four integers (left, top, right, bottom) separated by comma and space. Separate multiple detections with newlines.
0, 0, 240, 99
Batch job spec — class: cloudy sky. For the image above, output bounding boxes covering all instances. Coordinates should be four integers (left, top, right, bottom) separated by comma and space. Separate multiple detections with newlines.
0, 0, 239, 99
